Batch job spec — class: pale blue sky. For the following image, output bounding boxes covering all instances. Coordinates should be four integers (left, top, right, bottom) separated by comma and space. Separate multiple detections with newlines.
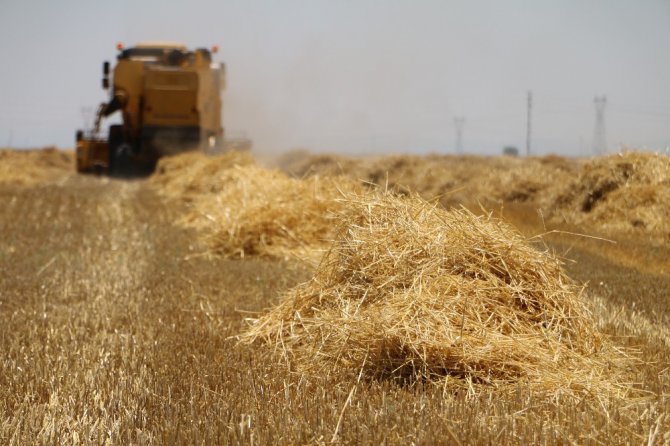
1, 0, 669, 155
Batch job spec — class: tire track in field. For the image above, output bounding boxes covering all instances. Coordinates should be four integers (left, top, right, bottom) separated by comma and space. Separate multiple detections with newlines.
1, 173, 310, 444
0, 175, 171, 443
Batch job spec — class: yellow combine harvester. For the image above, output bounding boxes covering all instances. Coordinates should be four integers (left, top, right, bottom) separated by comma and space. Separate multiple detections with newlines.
76, 41, 225, 176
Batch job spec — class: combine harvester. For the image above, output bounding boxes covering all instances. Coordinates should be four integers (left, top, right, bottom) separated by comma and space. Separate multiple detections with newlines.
76, 42, 226, 176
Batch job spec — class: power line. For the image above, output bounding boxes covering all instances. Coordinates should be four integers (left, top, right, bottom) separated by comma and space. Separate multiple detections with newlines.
454, 116, 465, 154
593, 95, 607, 155
526, 91, 532, 157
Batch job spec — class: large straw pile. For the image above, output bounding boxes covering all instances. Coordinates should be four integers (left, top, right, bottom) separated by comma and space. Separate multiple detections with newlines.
0, 147, 73, 186
547, 151, 670, 240
242, 192, 629, 396
150, 151, 361, 260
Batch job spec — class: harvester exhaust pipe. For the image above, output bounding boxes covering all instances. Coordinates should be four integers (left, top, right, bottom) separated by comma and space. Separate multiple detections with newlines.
102, 61, 110, 90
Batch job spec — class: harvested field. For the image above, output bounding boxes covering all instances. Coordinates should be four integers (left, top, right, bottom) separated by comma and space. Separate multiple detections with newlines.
1, 151, 669, 444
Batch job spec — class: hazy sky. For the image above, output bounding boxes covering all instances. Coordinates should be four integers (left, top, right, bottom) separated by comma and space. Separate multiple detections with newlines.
1, 0, 669, 155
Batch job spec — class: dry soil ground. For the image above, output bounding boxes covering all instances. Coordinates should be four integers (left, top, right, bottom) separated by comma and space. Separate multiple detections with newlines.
1, 171, 669, 444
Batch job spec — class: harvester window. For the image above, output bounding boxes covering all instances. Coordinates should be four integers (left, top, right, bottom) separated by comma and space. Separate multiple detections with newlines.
118, 47, 165, 62
167, 49, 186, 66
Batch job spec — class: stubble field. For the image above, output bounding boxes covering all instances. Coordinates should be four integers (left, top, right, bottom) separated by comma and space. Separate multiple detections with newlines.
0, 148, 668, 444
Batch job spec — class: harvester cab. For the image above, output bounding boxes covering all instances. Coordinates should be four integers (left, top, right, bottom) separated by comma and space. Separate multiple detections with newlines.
76, 42, 225, 176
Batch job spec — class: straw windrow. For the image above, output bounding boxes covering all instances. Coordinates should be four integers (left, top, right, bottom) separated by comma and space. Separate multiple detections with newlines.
0, 147, 73, 186
280, 152, 578, 208
282, 150, 670, 241
151, 151, 362, 261
199, 165, 361, 260
151, 152, 634, 397
546, 151, 670, 240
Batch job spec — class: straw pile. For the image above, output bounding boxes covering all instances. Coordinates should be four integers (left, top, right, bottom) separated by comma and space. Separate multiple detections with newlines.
491, 155, 578, 203
197, 166, 360, 260
0, 147, 73, 186
547, 151, 670, 240
278, 151, 368, 180
151, 150, 255, 202
150, 151, 361, 260
242, 191, 629, 395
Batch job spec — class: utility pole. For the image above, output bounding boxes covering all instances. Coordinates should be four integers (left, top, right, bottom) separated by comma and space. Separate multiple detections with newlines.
593, 96, 607, 155
454, 116, 465, 154
525, 90, 532, 157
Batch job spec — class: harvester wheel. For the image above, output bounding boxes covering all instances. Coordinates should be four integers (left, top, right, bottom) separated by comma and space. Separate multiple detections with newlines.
110, 143, 133, 177
108, 125, 129, 177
